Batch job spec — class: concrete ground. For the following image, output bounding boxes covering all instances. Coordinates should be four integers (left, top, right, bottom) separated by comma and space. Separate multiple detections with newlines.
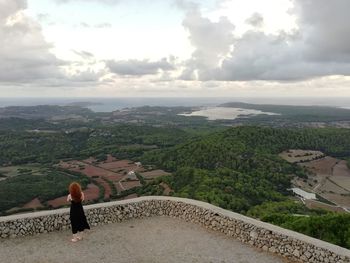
0, 217, 289, 263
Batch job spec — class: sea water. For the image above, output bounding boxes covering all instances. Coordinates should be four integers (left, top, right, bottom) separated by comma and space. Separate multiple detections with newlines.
0, 97, 350, 112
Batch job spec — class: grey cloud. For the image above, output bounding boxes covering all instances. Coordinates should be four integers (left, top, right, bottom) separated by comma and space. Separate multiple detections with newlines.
106, 58, 175, 76
219, 31, 350, 81
68, 69, 105, 82
245, 12, 264, 28
181, 0, 350, 81
72, 50, 94, 59
0, 0, 106, 87
0, 0, 65, 83
294, 0, 350, 62
180, 10, 234, 80
0, 0, 26, 20
219, 0, 350, 81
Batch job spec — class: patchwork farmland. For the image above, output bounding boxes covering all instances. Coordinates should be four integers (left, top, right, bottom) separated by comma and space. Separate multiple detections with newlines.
281, 150, 350, 213
48, 155, 171, 208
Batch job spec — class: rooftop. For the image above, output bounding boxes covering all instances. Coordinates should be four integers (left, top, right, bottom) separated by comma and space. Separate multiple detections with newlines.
291, 187, 317, 200
0, 216, 286, 263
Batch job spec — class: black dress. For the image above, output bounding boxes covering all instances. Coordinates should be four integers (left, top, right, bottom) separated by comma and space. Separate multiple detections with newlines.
70, 199, 90, 234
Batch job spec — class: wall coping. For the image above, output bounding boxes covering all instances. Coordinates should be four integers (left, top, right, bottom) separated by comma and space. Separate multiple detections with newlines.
1, 196, 350, 258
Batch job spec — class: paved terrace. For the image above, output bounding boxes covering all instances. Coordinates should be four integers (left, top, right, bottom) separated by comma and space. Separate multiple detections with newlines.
1, 197, 349, 263
0, 216, 287, 263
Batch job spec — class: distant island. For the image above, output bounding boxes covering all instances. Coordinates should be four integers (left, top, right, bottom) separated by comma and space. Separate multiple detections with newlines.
2, 102, 350, 128
178, 106, 279, 120
65, 101, 104, 107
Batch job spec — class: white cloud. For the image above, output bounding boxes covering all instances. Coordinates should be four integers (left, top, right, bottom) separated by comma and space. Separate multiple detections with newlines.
95, 22, 112, 28
54, 0, 120, 4
106, 58, 175, 76
78, 22, 112, 28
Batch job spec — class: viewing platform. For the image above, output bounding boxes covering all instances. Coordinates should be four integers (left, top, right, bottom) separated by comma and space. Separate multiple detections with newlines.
0, 216, 284, 263
1, 196, 349, 263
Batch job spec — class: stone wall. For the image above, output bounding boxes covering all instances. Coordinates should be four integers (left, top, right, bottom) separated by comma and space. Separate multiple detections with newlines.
0, 196, 349, 263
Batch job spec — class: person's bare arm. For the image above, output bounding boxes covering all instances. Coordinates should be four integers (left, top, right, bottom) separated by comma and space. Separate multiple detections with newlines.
81, 192, 85, 202
67, 194, 72, 202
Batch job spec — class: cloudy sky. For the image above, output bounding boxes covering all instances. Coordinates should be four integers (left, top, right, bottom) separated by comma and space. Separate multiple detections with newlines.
1, 0, 350, 97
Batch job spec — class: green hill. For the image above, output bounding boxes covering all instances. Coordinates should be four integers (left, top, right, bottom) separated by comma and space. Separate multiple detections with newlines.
141, 126, 350, 248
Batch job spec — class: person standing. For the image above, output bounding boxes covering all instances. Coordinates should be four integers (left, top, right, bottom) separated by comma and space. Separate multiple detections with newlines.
67, 182, 90, 242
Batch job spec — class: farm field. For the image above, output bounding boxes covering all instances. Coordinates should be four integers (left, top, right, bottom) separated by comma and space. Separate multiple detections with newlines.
304, 199, 346, 213
53, 154, 171, 205
120, 181, 142, 190
321, 179, 348, 195
47, 183, 100, 208
0, 155, 174, 214
331, 160, 350, 191
321, 192, 350, 208
98, 160, 143, 173
22, 198, 44, 210
279, 149, 324, 163
0, 165, 43, 179
140, 170, 171, 179
300, 156, 338, 176
282, 150, 350, 211
0, 155, 161, 214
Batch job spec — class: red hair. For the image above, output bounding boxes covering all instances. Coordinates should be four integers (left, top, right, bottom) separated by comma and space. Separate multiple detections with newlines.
69, 182, 82, 202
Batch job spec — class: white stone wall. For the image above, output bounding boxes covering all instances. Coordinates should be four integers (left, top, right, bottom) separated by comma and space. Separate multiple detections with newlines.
0, 196, 349, 263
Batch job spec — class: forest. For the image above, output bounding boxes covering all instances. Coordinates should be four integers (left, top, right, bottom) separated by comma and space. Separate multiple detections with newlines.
2, 117, 350, 247
0, 123, 191, 165
140, 126, 350, 248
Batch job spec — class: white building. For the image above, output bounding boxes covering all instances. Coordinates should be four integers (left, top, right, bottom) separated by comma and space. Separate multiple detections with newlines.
290, 188, 316, 200
126, 170, 137, 180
